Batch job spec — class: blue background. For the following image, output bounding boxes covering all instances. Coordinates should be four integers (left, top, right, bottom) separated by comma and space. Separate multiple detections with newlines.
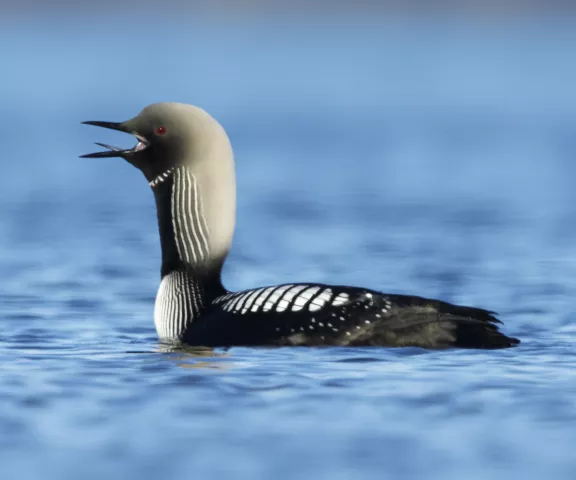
1, 11, 575, 480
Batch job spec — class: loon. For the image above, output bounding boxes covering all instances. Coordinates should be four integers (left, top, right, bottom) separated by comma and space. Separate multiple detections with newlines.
81, 102, 519, 349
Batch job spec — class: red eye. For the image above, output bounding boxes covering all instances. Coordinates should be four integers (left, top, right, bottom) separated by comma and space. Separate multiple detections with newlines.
155, 126, 167, 135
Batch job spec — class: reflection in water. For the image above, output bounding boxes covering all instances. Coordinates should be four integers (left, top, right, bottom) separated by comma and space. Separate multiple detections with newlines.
157, 343, 233, 370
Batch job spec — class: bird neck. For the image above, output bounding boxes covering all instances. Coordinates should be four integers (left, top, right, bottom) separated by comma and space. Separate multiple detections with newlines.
149, 119, 236, 342
151, 164, 234, 300
151, 164, 233, 341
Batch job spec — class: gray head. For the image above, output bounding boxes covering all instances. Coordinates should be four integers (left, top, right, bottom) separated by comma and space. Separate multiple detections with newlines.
82, 103, 233, 182
82, 102, 236, 271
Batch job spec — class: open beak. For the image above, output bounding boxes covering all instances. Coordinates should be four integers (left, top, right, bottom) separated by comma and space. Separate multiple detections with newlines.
80, 121, 149, 158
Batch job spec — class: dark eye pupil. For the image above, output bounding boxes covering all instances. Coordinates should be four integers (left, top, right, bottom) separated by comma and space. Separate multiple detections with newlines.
156, 126, 167, 135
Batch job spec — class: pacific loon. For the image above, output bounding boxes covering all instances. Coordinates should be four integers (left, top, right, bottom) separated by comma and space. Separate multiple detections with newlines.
81, 102, 520, 349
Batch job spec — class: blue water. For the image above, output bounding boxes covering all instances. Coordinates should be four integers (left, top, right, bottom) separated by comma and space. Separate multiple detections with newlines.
1, 15, 576, 479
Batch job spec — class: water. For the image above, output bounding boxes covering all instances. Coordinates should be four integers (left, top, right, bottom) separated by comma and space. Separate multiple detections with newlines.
1, 15, 576, 480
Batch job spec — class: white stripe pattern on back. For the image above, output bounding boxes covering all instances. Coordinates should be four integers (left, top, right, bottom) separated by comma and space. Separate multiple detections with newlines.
332, 293, 349, 306
214, 285, 339, 315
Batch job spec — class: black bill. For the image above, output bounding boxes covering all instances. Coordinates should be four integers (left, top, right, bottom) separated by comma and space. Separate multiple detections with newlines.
80, 121, 148, 158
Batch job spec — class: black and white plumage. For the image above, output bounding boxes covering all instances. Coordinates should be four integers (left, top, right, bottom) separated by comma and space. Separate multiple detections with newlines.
192, 284, 513, 348
81, 102, 519, 349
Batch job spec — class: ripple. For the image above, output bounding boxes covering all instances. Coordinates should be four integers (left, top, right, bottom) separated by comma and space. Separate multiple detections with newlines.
3, 23, 576, 479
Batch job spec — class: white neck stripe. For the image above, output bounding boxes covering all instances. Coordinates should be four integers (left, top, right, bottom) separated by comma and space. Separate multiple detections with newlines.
150, 167, 176, 187
154, 270, 204, 341
175, 168, 198, 264
169, 166, 211, 267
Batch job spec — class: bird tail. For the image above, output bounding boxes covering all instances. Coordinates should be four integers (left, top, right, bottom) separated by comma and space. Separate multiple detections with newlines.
448, 315, 520, 349
437, 303, 520, 349
385, 295, 520, 349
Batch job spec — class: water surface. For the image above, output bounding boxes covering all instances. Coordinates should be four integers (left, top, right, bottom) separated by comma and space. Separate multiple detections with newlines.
1, 17, 576, 480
